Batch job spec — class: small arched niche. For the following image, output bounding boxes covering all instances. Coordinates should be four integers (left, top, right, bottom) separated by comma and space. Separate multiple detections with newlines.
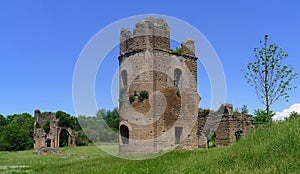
174, 68, 182, 87
121, 70, 128, 86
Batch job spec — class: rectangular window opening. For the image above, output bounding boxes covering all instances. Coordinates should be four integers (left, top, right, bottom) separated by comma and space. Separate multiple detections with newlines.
175, 127, 183, 144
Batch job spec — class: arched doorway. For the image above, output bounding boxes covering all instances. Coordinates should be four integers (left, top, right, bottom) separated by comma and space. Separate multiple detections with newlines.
120, 125, 129, 144
46, 139, 51, 147
59, 129, 70, 147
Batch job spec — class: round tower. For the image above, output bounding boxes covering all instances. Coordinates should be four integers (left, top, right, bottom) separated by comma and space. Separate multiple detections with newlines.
118, 17, 200, 154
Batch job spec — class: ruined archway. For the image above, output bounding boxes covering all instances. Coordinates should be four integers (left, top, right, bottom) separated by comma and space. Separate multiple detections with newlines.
59, 129, 70, 147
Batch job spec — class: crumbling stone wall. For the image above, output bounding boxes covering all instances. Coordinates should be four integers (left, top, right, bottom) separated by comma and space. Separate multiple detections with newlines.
215, 112, 254, 146
33, 110, 75, 151
198, 104, 255, 147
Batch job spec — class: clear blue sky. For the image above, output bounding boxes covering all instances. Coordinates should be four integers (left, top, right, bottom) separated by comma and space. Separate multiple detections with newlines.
0, 1, 299, 116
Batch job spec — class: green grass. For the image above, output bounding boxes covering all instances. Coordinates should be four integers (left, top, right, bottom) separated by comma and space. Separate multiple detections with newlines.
1, 119, 300, 174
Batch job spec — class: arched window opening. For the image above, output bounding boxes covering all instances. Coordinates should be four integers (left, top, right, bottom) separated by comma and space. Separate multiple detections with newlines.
120, 125, 129, 144
121, 70, 128, 86
174, 68, 182, 87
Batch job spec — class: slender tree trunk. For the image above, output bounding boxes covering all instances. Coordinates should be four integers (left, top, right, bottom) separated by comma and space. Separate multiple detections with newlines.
266, 100, 270, 130
264, 48, 271, 130
265, 85, 270, 130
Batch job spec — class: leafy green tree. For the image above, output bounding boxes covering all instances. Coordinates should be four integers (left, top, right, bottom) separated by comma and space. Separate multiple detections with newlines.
0, 113, 34, 151
107, 108, 120, 131
253, 109, 274, 126
56, 111, 73, 128
286, 111, 300, 121
0, 114, 8, 150
55, 111, 81, 131
0, 114, 7, 125
78, 110, 118, 143
96, 109, 106, 119
96, 108, 119, 131
0, 115, 7, 131
75, 130, 90, 146
243, 35, 298, 127
241, 105, 249, 114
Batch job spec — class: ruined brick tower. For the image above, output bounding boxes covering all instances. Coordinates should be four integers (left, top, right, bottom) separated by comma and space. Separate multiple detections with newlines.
33, 110, 75, 151
118, 17, 200, 154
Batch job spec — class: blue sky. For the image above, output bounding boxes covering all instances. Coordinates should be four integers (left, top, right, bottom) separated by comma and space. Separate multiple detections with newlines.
0, 1, 299, 116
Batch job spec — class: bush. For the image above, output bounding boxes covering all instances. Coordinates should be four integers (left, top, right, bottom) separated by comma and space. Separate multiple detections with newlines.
286, 111, 300, 121
75, 130, 90, 146
172, 47, 183, 54
176, 91, 180, 97
253, 109, 274, 126
139, 90, 149, 102
129, 95, 135, 103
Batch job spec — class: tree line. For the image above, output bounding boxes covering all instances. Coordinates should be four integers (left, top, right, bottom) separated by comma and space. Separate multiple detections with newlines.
1, 106, 299, 151
0, 108, 120, 151
77, 108, 119, 143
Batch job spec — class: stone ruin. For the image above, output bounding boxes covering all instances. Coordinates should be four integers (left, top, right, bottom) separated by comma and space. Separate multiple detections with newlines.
33, 110, 75, 153
198, 104, 254, 148
118, 17, 200, 154
118, 17, 254, 154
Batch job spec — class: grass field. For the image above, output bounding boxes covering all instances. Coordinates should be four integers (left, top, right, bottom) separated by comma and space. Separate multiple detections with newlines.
1, 118, 300, 174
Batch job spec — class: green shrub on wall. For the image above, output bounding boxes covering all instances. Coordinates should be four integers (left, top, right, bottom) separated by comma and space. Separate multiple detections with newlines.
129, 95, 135, 103
139, 90, 149, 102
172, 47, 183, 54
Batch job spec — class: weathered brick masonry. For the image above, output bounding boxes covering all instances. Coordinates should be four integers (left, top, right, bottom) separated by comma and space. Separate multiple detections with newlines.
118, 17, 254, 154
